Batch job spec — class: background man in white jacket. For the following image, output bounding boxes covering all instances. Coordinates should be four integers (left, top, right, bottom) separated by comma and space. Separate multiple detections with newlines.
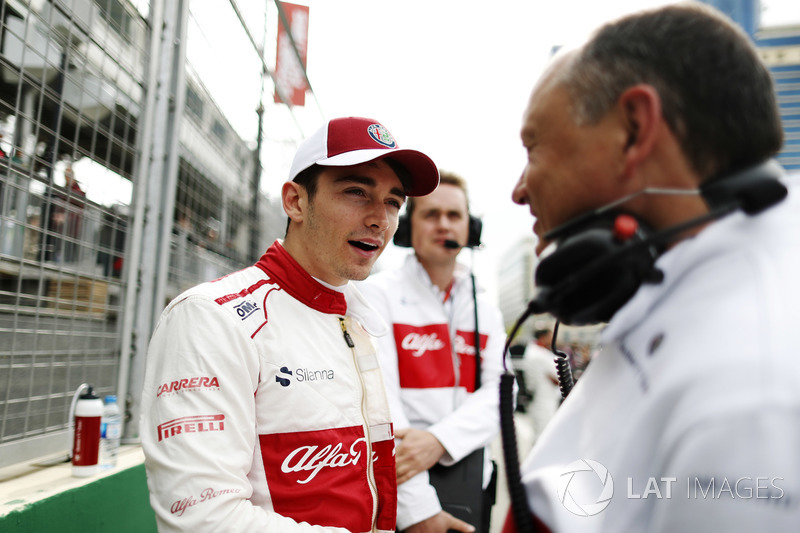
505, 4, 799, 533
360, 172, 508, 533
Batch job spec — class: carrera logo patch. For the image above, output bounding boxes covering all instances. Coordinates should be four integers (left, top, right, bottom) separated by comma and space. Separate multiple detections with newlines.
367, 124, 396, 148
157, 376, 220, 397
234, 300, 259, 320
157, 414, 225, 441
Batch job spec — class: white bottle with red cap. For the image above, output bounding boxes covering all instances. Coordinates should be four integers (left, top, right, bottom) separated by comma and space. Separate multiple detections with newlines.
71, 385, 103, 477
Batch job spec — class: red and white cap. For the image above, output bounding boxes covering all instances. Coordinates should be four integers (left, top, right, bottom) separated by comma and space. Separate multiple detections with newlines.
288, 117, 439, 197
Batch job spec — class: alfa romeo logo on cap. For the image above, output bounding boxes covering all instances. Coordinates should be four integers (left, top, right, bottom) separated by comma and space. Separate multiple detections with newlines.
557, 459, 614, 516
367, 124, 397, 148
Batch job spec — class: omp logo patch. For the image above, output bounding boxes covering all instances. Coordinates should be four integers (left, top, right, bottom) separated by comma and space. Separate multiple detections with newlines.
276, 366, 292, 387
234, 300, 259, 320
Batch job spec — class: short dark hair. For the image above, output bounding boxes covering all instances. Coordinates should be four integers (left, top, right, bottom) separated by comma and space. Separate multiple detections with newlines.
292, 163, 325, 200
284, 159, 413, 235
559, 4, 783, 179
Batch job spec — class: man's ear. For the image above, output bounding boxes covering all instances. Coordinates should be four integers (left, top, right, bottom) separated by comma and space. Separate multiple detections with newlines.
619, 84, 662, 178
282, 181, 306, 223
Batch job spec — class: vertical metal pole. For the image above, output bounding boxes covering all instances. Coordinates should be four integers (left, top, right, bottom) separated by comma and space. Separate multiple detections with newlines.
152, 0, 189, 313
249, 100, 263, 262
116, 0, 164, 443
119, 0, 189, 442
249, 3, 268, 263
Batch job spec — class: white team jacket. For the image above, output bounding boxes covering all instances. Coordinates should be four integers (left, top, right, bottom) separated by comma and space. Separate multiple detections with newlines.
358, 255, 508, 529
141, 241, 397, 533
517, 173, 800, 532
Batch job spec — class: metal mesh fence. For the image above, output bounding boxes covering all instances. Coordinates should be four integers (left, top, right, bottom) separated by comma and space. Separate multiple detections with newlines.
0, 0, 304, 469
0, 0, 146, 462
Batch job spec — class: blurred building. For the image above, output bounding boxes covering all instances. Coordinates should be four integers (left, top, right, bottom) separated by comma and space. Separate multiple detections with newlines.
496, 235, 536, 335
703, 0, 800, 170
0, 0, 284, 472
756, 23, 800, 171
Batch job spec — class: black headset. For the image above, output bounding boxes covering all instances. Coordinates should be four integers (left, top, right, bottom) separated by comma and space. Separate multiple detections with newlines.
526, 159, 788, 327
393, 211, 483, 248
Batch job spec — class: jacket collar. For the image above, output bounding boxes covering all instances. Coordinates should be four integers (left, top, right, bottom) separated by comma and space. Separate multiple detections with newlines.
600, 208, 760, 343
255, 241, 347, 315
404, 253, 473, 297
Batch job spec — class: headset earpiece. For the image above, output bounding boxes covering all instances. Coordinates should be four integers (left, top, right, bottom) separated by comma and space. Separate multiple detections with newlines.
467, 215, 482, 248
393, 212, 483, 248
700, 159, 787, 215
393, 212, 412, 247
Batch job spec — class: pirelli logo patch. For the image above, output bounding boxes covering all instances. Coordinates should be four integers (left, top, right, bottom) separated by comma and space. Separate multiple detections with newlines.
157, 414, 225, 441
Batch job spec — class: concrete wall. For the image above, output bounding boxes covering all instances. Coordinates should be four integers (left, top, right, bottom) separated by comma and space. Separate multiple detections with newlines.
0, 447, 156, 532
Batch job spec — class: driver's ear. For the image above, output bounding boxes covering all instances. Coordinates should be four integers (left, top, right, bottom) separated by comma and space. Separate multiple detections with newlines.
282, 181, 306, 223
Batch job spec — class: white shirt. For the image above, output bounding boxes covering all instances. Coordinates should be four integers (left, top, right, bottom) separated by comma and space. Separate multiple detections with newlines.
518, 173, 800, 532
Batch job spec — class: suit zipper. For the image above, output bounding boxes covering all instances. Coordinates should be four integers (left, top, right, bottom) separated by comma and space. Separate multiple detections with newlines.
338, 316, 379, 530
339, 316, 355, 347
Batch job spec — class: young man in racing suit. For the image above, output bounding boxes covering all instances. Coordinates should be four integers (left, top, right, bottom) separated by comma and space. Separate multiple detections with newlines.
359, 172, 508, 533
140, 117, 439, 532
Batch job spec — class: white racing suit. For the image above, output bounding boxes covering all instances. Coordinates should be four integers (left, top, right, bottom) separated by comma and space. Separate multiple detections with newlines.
141, 241, 397, 532
358, 255, 508, 529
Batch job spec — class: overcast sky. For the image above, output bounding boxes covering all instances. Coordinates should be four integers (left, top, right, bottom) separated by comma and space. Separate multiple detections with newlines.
191, 0, 680, 299
167, 0, 800, 302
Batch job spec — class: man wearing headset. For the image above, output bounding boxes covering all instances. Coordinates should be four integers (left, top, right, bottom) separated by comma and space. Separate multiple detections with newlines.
359, 172, 508, 533
507, 4, 800, 533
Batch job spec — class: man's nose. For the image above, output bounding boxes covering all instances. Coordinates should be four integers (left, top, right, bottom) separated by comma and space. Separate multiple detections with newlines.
366, 203, 390, 231
511, 171, 528, 205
